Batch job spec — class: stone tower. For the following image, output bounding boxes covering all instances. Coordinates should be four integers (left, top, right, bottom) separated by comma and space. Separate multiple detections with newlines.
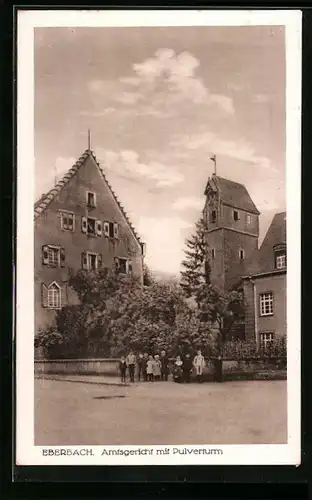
203, 173, 260, 291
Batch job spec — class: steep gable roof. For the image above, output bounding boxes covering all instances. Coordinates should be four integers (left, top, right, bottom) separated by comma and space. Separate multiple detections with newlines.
34, 149, 142, 245
245, 211, 287, 275
205, 175, 260, 215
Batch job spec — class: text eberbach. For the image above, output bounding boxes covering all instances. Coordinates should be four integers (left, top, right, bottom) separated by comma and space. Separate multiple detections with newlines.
42, 447, 223, 457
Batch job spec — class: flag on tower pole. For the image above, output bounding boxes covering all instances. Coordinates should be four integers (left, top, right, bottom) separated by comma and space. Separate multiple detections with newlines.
210, 154, 217, 175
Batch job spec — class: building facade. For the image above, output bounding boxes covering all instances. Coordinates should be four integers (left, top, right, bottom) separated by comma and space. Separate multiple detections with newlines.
242, 212, 287, 347
34, 149, 145, 332
203, 173, 260, 291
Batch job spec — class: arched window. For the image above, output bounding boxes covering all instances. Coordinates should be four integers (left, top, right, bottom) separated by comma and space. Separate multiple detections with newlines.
48, 282, 61, 309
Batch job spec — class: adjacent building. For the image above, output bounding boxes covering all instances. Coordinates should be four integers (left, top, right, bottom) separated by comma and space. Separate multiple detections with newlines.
34, 148, 145, 332
242, 212, 287, 348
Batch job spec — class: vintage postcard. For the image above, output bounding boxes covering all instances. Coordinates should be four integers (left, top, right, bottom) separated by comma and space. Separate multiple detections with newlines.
16, 9, 302, 466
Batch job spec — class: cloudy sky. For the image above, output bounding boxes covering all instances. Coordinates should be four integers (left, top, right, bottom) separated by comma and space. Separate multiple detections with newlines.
34, 25, 285, 275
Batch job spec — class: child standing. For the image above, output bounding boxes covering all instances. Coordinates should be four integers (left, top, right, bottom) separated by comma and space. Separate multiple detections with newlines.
137, 353, 145, 382
193, 350, 206, 383
146, 355, 154, 382
153, 354, 162, 381
173, 356, 183, 383
119, 356, 127, 384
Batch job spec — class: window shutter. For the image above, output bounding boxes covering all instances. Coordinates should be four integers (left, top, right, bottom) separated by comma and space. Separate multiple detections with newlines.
60, 247, 65, 267
82, 252, 88, 270
61, 284, 68, 306
97, 254, 102, 268
114, 257, 120, 272
96, 220, 102, 236
68, 214, 75, 231
103, 222, 109, 237
81, 216, 87, 234
41, 283, 48, 307
42, 245, 49, 265
113, 223, 119, 239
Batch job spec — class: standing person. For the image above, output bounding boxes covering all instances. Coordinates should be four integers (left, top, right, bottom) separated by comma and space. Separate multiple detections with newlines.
119, 356, 127, 384
126, 350, 136, 383
160, 350, 170, 381
173, 355, 183, 383
146, 355, 154, 382
142, 352, 149, 381
137, 353, 145, 382
183, 353, 193, 383
153, 354, 162, 381
193, 349, 206, 383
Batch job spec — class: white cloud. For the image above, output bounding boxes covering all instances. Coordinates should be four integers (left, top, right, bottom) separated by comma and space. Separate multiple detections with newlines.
97, 148, 184, 187
171, 131, 274, 171
36, 156, 77, 198
115, 92, 142, 105
171, 196, 204, 211
137, 215, 192, 274
79, 108, 116, 117
210, 94, 234, 114
55, 156, 77, 177
116, 48, 234, 114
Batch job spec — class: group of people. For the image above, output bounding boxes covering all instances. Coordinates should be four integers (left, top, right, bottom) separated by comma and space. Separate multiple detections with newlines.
119, 350, 206, 384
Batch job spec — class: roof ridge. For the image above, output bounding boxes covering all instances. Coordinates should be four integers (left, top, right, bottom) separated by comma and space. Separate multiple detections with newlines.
89, 150, 141, 243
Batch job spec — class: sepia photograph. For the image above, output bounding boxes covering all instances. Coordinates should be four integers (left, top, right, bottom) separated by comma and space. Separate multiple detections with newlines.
16, 10, 301, 466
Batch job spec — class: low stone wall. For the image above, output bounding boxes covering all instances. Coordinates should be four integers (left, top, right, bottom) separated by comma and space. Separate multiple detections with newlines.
35, 358, 120, 377
35, 357, 286, 379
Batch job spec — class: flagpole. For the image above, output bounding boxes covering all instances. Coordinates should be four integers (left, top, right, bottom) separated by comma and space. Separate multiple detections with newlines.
210, 154, 217, 176
88, 129, 91, 150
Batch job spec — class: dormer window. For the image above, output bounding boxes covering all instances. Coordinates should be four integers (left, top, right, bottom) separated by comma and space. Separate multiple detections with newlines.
210, 210, 217, 223
86, 191, 96, 208
233, 210, 240, 221
274, 244, 286, 269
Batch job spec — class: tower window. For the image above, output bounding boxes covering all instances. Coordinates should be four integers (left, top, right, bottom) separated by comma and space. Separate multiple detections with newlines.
211, 248, 216, 259
233, 210, 240, 221
239, 249, 245, 260
210, 210, 217, 223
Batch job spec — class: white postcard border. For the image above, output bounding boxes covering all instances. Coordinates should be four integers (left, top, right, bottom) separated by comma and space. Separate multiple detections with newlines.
16, 9, 302, 466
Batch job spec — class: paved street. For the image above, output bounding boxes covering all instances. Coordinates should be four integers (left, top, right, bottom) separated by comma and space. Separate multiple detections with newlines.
35, 378, 287, 446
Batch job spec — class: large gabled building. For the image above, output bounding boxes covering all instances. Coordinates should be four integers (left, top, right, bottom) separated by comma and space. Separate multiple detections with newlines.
34, 148, 146, 332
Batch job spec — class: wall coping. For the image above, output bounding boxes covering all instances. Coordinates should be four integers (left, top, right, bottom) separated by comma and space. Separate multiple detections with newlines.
35, 356, 286, 363
34, 358, 120, 363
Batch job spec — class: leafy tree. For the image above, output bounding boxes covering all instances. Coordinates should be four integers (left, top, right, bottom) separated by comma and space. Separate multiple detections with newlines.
195, 283, 245, 357
143, 264, 155, 287
180, 217, 209, 298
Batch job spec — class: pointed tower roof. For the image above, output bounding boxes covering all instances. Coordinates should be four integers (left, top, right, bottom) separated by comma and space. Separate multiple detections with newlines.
205, 175, 260, 215
34, 149, 142, 245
